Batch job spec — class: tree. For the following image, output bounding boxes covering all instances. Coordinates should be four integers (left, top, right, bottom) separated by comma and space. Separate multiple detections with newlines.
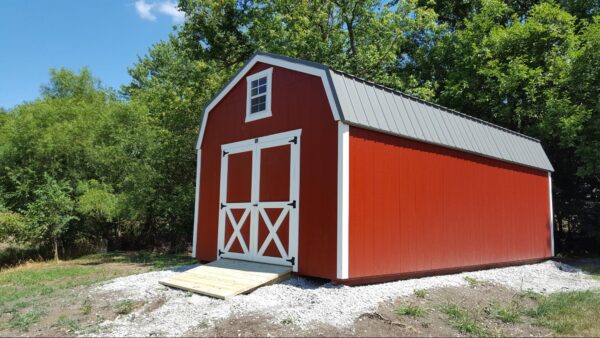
0, 68, 162, 256
22, 176, 77, 261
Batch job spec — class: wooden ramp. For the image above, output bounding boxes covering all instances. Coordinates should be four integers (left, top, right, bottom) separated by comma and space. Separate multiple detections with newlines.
159, 259, 292, 299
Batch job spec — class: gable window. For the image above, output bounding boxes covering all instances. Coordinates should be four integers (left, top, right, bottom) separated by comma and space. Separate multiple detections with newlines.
245, 68, 273, 122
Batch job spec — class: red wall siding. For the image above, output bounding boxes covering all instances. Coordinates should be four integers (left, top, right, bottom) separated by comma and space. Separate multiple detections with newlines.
348, 127, 551, 279
197, 63, 338, 279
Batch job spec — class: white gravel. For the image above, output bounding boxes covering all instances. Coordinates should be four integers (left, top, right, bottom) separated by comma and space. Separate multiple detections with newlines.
83, 260, 600, 337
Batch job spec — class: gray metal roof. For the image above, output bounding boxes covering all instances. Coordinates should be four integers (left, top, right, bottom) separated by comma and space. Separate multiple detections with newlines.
328, 69, 554, 172
198, 52, 553, 172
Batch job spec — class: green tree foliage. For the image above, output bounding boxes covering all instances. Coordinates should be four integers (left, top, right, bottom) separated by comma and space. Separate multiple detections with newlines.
1, 0, 598, 258
125, 0, 598, 253
0, 68, 163, 257
22, 175, 77, 261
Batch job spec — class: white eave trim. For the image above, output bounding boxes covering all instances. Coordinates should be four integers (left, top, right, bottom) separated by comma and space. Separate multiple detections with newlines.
196, 54, 341, 149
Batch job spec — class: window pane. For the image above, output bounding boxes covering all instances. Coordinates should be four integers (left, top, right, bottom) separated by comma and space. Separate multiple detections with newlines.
251, 79, 259, 88
258, 77, 267, 85
251, 87, 258, 96
250, 95, 267, 114
257, 84, 266, 94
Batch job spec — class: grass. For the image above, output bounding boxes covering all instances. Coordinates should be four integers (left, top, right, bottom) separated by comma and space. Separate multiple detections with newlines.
414, 289, 427, 298
464, 276, 482, 286
519, 289, 544, 302
80, 298, 92, 315
115, 299, 141, 315
493, 306, 521, 323
0, 250, 195, 334
0, 264, 102, 302
78, 251, 196, 270
395, 304, 426, 317
57, 315, 80, 333
526, 291, 600, 336
4, 308, 45, 332
443, 304, 489, 338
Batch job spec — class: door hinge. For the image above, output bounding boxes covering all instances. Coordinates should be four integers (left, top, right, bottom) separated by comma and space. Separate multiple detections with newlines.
220, 202, 226, 209
289, 136, 297, 144
286, 257, 295, 266
287, 200, 296, 208
222, 150, 229, 157
218, 249, 225, 257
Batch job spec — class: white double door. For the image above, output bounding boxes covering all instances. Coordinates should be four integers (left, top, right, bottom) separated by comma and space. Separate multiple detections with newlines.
217, 129, 300, 270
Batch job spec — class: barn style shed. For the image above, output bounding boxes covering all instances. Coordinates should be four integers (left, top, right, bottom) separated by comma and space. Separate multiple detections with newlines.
192, 52, 554, 284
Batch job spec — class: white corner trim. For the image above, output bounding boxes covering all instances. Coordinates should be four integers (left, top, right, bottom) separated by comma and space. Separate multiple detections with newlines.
192, 149, 201, 258
337, 122, 350, 279
196, 54, 341, 149
548, 172, 554, 257
245, 67, 273, 122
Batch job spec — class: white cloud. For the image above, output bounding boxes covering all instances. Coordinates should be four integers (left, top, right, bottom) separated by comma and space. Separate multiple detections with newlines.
134, 0, 185, 24
135, 0, 156, 21
157, 1, 185, 23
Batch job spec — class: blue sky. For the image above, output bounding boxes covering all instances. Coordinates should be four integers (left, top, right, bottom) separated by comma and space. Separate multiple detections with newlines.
0, 0, 184, 109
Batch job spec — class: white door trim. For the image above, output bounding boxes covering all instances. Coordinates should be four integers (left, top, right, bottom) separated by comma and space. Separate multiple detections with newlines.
217, 129, 301, 271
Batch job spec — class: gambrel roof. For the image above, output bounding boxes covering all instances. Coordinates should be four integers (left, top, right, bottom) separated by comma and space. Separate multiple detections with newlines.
197, 52, 553, 172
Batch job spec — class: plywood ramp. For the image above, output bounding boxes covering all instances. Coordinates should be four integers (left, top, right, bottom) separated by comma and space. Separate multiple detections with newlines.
159, 259, 292, 299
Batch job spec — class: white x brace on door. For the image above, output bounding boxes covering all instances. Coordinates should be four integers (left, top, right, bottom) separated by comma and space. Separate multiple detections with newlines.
217, 129, 301, 271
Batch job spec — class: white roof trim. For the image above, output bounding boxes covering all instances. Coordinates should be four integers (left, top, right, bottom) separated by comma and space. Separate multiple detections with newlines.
196, 53, 341, 149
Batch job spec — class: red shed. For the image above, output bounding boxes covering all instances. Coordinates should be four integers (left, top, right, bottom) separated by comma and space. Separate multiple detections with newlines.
193, 52, 554, 284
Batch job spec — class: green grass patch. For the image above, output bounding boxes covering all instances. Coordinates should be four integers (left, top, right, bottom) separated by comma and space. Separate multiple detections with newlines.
493, 306, 521, 323
464, 276, 482, 286
526, 291, 600, 336
0, 250, 192, 331
0, 265, 101, 305
80, 298, 92, 315
115, 299, 143, 315
414, 289, 427, 298
57, 315, 80, 333
78, 251, 196, 270
443, 304, 489, 337
396, 304, 426, 317
5, 307, 45, 332
519, 289, 544, 302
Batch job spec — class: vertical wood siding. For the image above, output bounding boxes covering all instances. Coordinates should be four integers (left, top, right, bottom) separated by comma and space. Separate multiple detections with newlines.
348, 127, 551, 279
197, 63, 338, 279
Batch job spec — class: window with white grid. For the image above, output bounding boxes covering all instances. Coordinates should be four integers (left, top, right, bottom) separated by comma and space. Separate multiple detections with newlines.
245, 68, 272, 122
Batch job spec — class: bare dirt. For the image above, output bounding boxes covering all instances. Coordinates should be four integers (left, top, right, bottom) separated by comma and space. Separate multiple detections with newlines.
186, 283, 553, 337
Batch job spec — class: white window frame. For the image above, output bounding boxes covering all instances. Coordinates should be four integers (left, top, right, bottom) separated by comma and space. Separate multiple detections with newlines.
245, 68, 273, 122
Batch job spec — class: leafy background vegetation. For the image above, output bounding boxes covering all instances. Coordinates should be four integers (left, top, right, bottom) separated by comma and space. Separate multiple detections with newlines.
0, 0, 598, 264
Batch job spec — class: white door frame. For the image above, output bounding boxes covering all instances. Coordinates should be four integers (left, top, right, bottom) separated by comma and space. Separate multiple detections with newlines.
217, 129, 301, 271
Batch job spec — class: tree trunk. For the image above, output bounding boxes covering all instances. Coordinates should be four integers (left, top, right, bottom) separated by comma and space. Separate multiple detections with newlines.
53, 238, 59, 262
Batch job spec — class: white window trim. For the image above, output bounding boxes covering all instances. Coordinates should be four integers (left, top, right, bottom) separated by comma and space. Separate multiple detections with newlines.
245, 68, 273, 122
